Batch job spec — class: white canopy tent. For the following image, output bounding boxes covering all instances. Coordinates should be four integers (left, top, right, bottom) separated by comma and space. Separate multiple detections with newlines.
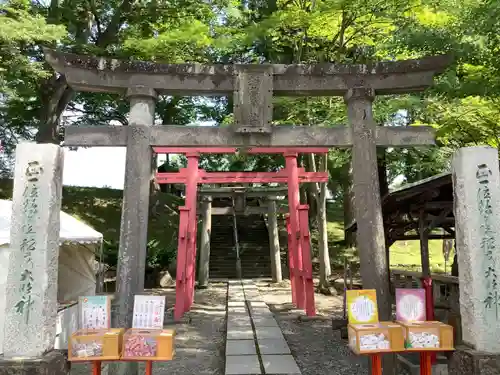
0, 199, 104, 352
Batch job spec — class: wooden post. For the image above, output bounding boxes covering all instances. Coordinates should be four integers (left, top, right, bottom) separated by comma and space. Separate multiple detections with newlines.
286, 152, 305, 309
198, 196, 212, 288
285, 214, 297, 305
298, 205, 316, 316
267, 198, 282, 283
185, 153, 199, 311
419, 209, 431, 278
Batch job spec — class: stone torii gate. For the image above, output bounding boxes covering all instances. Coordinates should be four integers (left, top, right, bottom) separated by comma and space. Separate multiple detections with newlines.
44, 49, 450, 333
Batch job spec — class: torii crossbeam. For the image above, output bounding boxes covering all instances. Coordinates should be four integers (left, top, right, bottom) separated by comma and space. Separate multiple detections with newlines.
44, 48, 450, 335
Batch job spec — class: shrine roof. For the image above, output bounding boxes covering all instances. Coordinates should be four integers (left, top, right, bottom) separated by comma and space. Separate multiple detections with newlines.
345, 172, 453, 235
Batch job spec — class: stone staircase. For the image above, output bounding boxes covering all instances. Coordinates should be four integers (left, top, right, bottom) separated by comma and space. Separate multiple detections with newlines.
209, 199, 272, 279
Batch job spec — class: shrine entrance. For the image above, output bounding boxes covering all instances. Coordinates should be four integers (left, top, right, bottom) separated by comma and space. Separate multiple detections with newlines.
45, 48, 450, 341
154, 147, 328, 320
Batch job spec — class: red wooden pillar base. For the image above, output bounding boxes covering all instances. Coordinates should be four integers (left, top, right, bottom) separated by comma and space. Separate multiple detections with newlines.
370, 354, 382, 375
185, 154, 199, 312
174, 207, 189, 320
420, 352, 432, 375
285, 214, 297, 305
285, 153, 305, 309
422, 277, 436, 364
298, 205, 316, 316
92, 361, 101, 375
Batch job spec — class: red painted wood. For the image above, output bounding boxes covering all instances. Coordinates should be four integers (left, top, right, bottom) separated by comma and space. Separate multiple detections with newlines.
160, 151, 325, 319
285, 215, 297, 306
185, 155, 199, 311
174, 207, 189, 320
422, 277, 437, 364
298, 205, 316, 317
285, 154, 305, 309
420, 352, 432, 375
156, 170, 328, 184
146, 361, 153, 375
92, 361, 101, 375
370, 354, 382, 375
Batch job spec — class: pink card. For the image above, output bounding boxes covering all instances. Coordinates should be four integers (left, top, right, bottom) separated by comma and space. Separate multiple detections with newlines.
396, 288, 426, 321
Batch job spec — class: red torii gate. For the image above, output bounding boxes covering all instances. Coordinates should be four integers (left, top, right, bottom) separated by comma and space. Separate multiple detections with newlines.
154, 147, 329, 320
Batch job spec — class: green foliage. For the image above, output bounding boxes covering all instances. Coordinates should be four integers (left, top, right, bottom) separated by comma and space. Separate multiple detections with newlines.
3, 0, 500, 272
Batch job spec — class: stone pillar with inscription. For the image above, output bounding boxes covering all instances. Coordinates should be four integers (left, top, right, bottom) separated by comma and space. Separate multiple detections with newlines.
449, 146, 500, 375
0, 143, 67, 375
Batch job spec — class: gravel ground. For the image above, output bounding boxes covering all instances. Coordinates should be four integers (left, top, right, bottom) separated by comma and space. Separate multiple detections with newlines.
71, 282, 227, 375
255, 279, 369, 375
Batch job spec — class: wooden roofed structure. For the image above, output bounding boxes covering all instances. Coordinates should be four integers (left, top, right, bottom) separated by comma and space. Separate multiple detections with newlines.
345, 172, 454, 277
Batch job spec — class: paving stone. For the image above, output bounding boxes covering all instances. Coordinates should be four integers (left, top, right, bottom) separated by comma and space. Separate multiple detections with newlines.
227, 328, 255, 340
225, 355, 262, 374
261, 355, 301, 374
257, 339, 291, 355
228, 301, 246, 307
226, 340, 257, 356
251, 308, 273, 317
228, 315, 252, 325
227, 322, 252, 331
249, 301, 267, 307
228, 307, 248, 314
255, 327, 284, 340
252, 317, 279, 328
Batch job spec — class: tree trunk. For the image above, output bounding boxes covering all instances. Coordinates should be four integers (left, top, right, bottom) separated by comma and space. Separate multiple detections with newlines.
317, 154, 331, 291
36, 75, 74, 144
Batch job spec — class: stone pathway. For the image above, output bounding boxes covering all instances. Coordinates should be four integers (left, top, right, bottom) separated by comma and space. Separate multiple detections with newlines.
225, 280, 301, 375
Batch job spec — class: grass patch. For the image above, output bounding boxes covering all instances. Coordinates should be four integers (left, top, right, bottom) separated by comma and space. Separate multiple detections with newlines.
0, 179, 182, 269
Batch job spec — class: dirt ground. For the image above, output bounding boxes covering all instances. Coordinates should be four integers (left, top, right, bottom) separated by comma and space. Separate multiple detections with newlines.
255, 279, 369, 375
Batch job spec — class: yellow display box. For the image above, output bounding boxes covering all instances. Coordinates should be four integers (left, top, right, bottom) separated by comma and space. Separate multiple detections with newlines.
396, 321, 454, 351
348, 322, 405, 354
69, 328, 124, 361
122, 329, 175, 360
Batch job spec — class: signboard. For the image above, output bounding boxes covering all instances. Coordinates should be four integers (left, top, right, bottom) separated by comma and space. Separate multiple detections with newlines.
396, 288, 426, 322
346, 289, 378, 324
132, 295, 166, 329
78, 296, 111, 329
